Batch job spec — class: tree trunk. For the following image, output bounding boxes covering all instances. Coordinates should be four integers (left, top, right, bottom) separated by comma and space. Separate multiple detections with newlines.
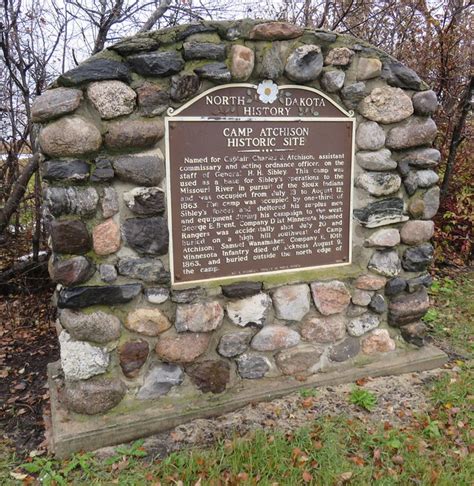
0, 154, 39, 236
440, 75, 473, 198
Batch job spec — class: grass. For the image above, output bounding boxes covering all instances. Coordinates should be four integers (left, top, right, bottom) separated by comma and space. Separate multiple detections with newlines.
425, 271, 474, 357
1, 364, 472, 485
1, 272, 473, 485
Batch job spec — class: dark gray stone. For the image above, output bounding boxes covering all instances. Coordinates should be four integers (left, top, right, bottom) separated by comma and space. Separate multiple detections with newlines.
91, 159, 114, 182
388, 288, 429, 326
346, 303, 367, 318
221, 281, 262, 298
117, 257, 168, 283
401, 321, 427, 347
402, 243, 434, 272
353, 198, 407, 228
218, 331, 253, 358
123, 187, 165, 216
110, 36, 160, 55
99, 264, 117, 283
127, 51, 184, 76
313, 31, 337, 43
284, 45, 323, 82
195, 63, 231, 83
176, 24, 216, 41
64, 376, 126, 415
122, 217, 169, 255
404, 171, 419, 195
136, 83, 170, 117
112, 152, 164, 186
49, 256, 95, 286
58, 284, 142, 308
186, 360, 230, 394
381, 60, 423, 90
385, 277, 407, 296
412, 90, 438, 115
236, 354, 270, 379
44, 187, 98, 218
42, 159, 89, 182
171, 287, 205, 304
137, 364, 183, 399
329, 337, 360, 362
321, 69, 345, 92
407, 273, 433, 293
341, 82, 366, 109
50, 220, 91, 254
399, 148, 441, 169
170, 73, 200, 102
183, 42, 226, 60
59, 59, 130, 86
369, 294, 387, 314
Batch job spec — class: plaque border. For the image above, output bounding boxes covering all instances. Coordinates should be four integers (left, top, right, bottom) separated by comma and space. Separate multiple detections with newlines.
165, 84, 355, 288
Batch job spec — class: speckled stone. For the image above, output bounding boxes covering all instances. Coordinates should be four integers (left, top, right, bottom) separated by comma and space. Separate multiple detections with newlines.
359, 86, 413, 124
310, 280, 351, 315
92, 219, 121, 256
218, 331, 253, 358
39, 116, 102, 157
361, 329, 396, 354
275, 344, 323, 376
236, 354, 270, 379
347, 313, 380, 337
155, 333, 210, 363
354, 274, 386, 291
301, 314, 346, 343
87, 80, 136, 119
175, 301, 224, 332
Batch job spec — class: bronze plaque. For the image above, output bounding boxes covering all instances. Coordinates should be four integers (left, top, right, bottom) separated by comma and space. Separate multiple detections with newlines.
166, 84, 354, 285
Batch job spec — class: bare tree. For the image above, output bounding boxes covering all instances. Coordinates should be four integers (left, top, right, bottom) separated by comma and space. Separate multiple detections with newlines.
0, 0, 65, 257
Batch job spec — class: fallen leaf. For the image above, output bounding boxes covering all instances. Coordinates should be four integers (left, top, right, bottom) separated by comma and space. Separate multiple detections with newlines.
10, 472, 28, 480
302, 471, 313, 483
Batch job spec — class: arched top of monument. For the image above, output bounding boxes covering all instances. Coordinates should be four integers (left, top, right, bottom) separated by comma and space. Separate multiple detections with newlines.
54, 19, 429, 96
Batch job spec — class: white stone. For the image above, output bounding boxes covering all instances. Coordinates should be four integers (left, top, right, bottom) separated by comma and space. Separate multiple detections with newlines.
356, 172, 402, 196
272, 284, 310, 321
226, 293, 272, 327
59, 331, 109, 381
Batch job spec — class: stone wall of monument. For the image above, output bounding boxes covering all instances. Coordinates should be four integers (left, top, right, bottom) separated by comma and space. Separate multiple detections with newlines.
34, 20, 439, 415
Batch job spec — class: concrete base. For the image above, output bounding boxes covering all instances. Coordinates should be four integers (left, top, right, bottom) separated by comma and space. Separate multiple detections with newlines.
48, 345, 447, 458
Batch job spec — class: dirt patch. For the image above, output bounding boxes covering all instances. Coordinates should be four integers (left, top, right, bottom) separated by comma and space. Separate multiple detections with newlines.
0, 289, 58, 456
95, 366, 454, 460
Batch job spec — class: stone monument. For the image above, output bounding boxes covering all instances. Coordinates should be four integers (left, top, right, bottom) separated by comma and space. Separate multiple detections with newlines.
33, 20, 446, 455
